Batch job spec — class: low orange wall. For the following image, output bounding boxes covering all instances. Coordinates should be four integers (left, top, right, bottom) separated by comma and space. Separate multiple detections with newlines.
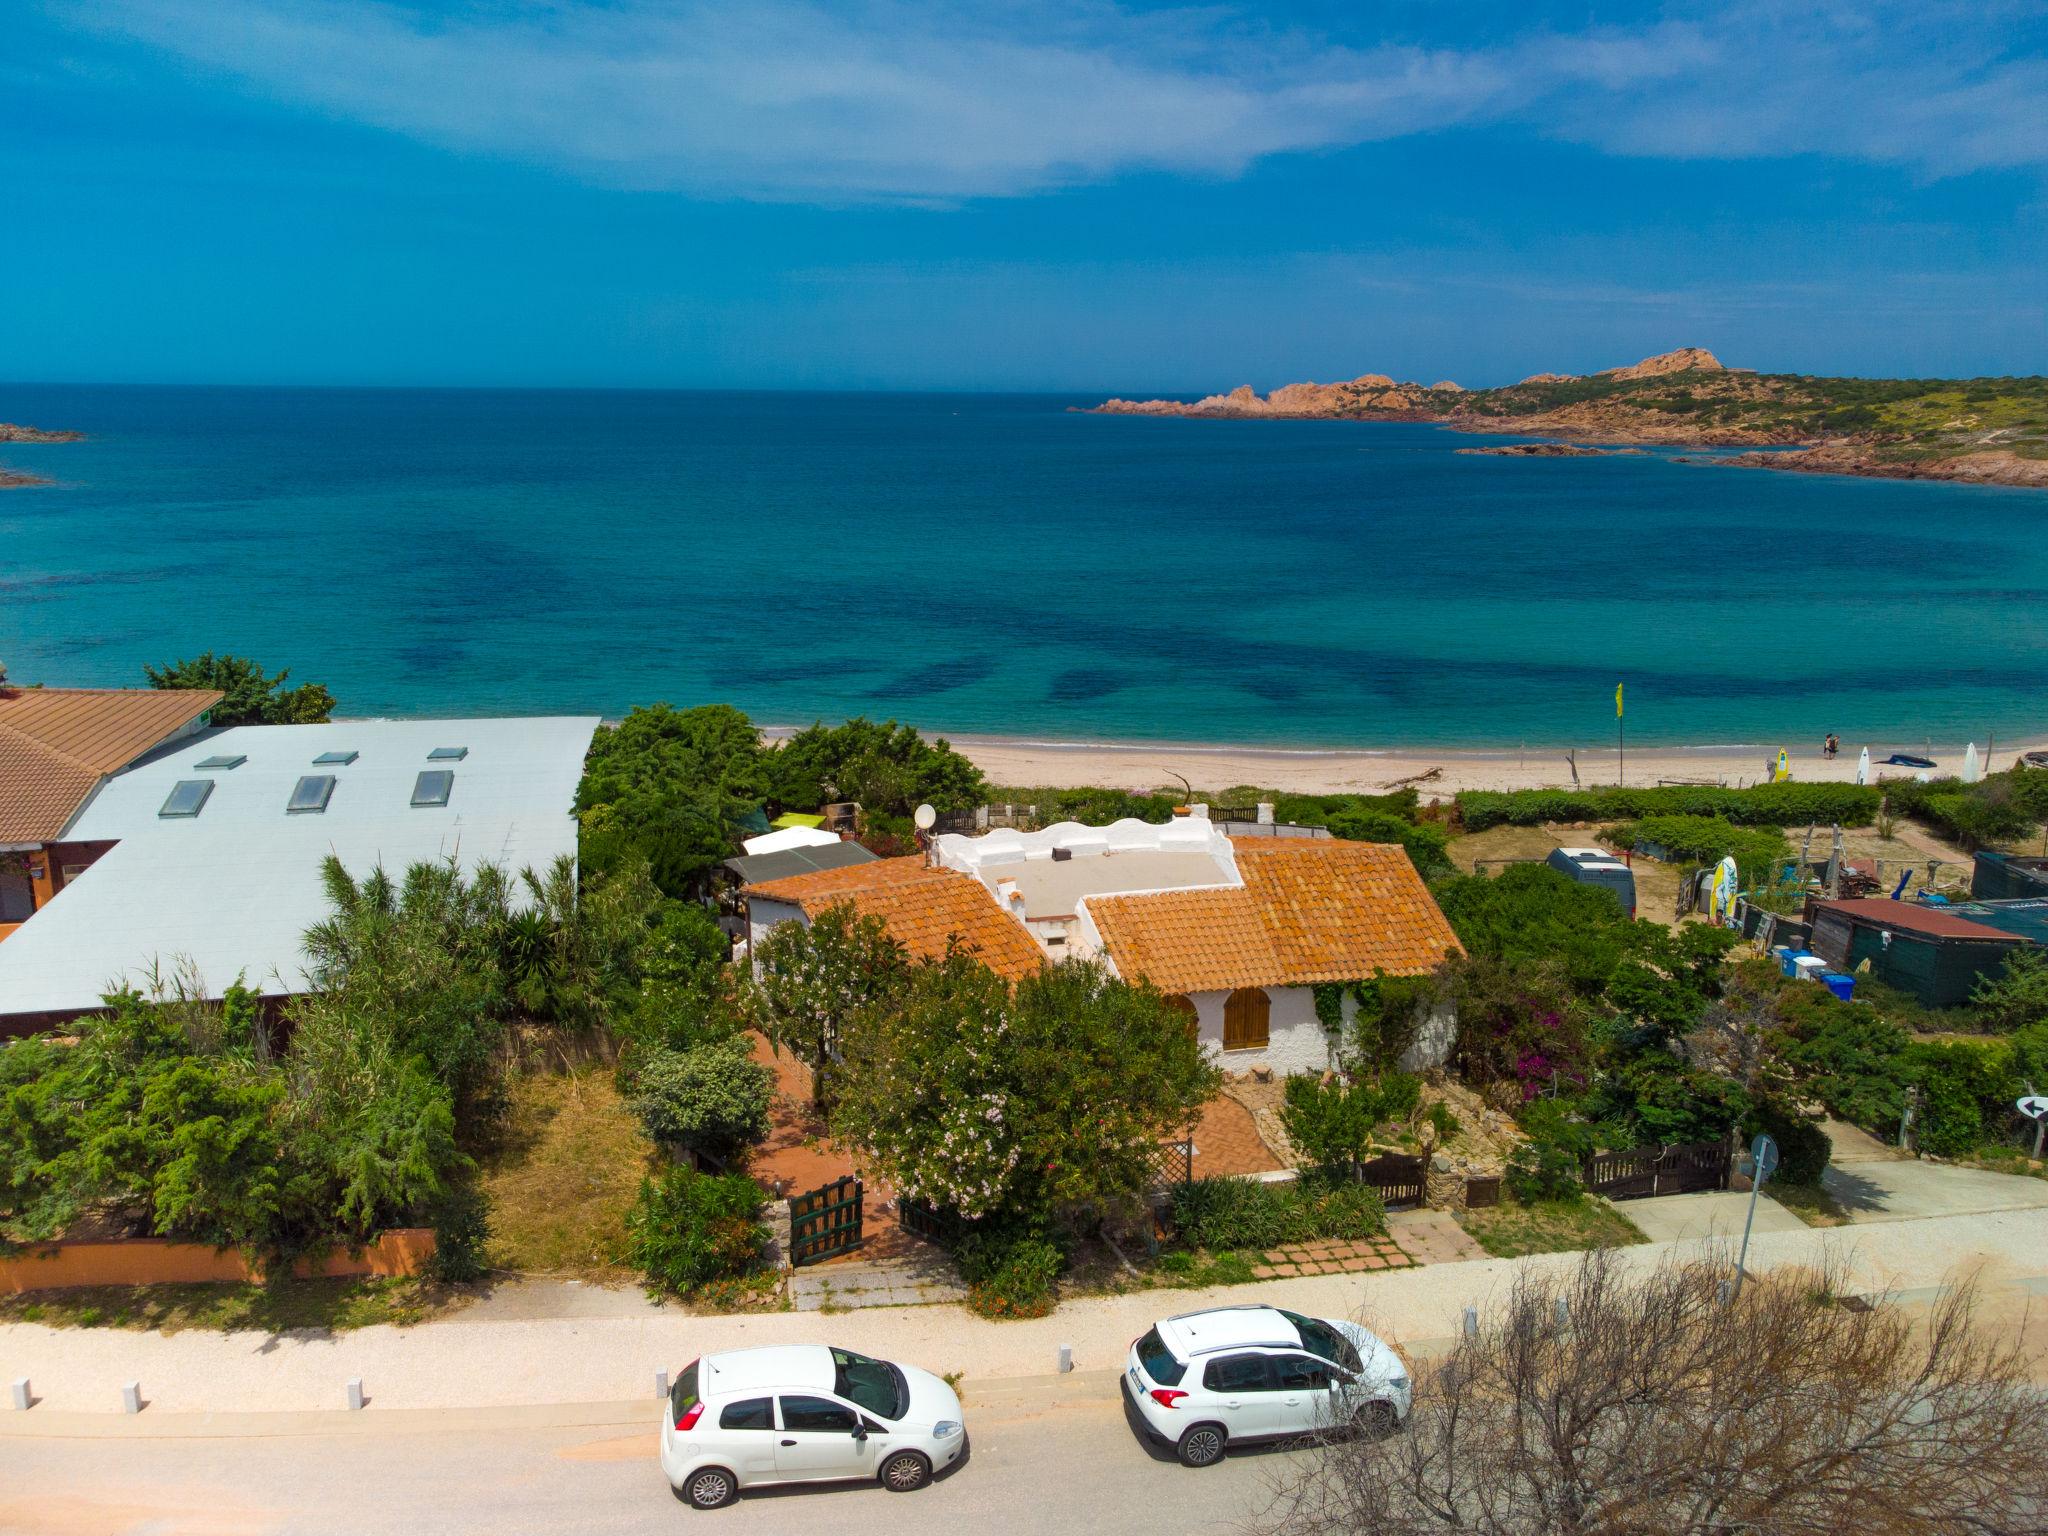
0, 1229, 435, 1293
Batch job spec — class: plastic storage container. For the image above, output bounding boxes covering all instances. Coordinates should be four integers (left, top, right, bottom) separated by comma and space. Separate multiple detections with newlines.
1793, 955, 1829, 982
1820, 972, 1856, 1001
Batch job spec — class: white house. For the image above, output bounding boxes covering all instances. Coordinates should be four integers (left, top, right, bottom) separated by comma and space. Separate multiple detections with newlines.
742, 809, 1462, 1077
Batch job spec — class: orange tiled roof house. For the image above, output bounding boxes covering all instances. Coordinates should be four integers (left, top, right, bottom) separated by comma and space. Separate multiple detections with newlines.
0, 685, 223, 940
743, 809, 1463, 1077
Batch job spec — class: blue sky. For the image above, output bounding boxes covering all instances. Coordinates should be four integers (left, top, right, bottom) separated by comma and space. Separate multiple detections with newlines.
4, 0, 2044, 390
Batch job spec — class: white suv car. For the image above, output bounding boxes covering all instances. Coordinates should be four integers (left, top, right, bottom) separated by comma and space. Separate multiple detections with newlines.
659, 1344, 967, 1509
1123, 1305, 1411, 1467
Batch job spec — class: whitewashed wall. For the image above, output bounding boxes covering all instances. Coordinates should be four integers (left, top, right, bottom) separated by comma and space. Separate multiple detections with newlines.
1185, 985, 1334, 1076
745, 896, 807, 955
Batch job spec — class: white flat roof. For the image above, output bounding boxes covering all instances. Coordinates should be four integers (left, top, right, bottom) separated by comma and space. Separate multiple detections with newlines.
742, 825, 842, 857
0, 715, 597, 1016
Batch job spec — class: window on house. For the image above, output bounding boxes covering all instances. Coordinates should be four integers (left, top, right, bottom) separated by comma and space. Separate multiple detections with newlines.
1166, 995, 1200, 1040
411, 770, 454, 808
427, 746, 468, 761
313, 750, 358, 766
1222, 987, 1270, 1051
288, 775, 336, 813
159, 779, 215, 818
194, 754, 246, 770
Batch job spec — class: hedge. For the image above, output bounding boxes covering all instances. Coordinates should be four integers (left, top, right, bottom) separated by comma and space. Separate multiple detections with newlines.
1456, 782, 1880, 831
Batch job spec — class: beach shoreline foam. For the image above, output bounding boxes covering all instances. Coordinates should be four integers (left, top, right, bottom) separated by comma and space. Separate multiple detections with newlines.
763, 725, 2048, 798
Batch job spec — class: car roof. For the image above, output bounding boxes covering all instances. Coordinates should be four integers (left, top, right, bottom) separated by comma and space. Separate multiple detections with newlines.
701, 1345, 835, 1396
1159, 1305, 1305, 1358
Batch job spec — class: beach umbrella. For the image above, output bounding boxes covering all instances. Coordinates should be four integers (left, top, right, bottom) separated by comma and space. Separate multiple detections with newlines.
1773, 750, 1791, 783
1855, 746, 1870, 785
1711, 855, 1739, 924
1962, 742, 1982, 783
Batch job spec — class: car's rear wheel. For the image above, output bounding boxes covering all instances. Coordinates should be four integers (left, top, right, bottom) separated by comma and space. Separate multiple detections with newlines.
682, 1467, 738, 1510
1176, 1423, 1227, 1468
880, 1450, 932, 1492
1352, 1401, 1398, 1440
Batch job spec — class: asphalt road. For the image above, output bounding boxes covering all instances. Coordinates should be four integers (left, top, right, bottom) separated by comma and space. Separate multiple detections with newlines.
0, 1383, 1308, 1536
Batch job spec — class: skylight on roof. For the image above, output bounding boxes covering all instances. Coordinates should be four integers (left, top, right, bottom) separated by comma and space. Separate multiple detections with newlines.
313, 750, 359, 766
427, 746, 468, 762
412, 770, 454, 808
288, 775, 336, 814
194, 754, 247, 770
159, 779, 215, 818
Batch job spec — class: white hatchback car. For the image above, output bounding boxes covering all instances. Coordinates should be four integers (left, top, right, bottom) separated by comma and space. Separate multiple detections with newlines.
659, 1344, 967, 1510
1123, 1305, 1411, 1467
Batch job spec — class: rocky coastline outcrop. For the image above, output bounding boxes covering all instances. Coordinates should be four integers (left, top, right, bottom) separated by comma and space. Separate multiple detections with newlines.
1091, 349, 2048, 489
0, 422, 82, 488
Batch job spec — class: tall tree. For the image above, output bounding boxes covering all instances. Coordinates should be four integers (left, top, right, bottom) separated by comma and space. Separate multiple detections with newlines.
832, 954, 1219, 1219
745, 903, 909, 1111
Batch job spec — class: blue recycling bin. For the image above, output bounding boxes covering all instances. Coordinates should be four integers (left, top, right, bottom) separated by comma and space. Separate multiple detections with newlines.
1820, 972, 1855, 1001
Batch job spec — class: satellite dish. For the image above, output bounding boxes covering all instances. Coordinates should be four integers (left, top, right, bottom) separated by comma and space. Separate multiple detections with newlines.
913, 804, 937, 831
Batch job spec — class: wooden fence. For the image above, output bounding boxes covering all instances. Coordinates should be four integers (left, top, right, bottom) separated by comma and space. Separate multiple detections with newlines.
789, 1176, 864, 1266
1583, 1141, 1730, 1201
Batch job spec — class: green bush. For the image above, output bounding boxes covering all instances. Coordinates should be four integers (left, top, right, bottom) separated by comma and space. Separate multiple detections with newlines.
1605, 816, 1790, 887
1280, 1070, 1420, 1171
1456, 781, 1879, 832
1972, 949, 2048, 1033
1752, 1100, 1831, 1188
628, 1039, 772, 1162
1505, 1100, 1596, 1203
428, 1183, 492, 1284
1168, 1172, 1388, 1250
624, 1167, 767, 1294
964, 1237, 1062, 1320
1905, 1038, 2015, 1157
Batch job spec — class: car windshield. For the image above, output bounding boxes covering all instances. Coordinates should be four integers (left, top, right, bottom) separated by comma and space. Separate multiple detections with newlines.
1280, 1311, 1362, 1373
831, 1348, 908, 1420
1135, 1327, 1186, 1386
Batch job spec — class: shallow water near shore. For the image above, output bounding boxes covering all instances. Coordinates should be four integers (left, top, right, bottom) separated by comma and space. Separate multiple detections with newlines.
4, 384, 2046, 749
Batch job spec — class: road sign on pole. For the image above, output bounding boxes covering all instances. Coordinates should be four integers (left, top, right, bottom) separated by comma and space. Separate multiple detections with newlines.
2018, 1095, 2048, 1160
1733, 1132, 1778, 1302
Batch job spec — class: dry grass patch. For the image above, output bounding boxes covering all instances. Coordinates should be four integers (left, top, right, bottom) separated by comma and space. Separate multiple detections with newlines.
1457, 1196, 1647, 1258
479, 1068, 656, 1278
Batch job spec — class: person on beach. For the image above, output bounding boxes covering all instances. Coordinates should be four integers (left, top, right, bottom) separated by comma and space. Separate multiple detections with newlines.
1823, 733, 1839, 759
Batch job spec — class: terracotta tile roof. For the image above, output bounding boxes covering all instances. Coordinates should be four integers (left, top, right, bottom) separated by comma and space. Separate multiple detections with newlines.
746, 857, 1045, 981
1086, 838, 1462, 995
0, 687, 222, 843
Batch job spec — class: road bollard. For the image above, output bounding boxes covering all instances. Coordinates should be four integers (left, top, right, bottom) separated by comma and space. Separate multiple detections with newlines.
1555, 1298, 1570, 1327
9, 1379, 28, 1411
347, 1378, 365, 1412
122, 1382, 142, 1415
656, 1369, 670, 1401
1718, 1279, 1733, 1307
1058, 1344, 1073, 1374
1463, 1306, 1479, 1337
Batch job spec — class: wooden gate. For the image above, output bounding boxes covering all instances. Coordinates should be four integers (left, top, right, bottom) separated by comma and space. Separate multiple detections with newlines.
789, 1176, 863, 1266
1583, 1141, 1730, 1201
1355, 1152, 1426, 1208
897, 1195, 963, 1246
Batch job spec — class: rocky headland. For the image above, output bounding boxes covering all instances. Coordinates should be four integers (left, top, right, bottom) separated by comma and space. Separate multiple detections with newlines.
0, 422, 82, 489
1095, 349, 2048, 488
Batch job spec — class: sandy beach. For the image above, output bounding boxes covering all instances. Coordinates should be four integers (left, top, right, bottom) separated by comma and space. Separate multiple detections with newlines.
944, 731, 2048, 800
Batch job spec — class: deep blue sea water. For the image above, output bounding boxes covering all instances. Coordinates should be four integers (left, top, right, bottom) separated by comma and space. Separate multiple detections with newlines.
3, 384, 2045, 749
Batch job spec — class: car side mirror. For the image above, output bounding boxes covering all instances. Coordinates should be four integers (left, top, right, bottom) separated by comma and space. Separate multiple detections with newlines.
851, 1424, 868, 1442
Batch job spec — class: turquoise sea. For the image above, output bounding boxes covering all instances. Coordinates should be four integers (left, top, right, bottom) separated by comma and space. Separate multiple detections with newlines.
3, 385, 2045, 749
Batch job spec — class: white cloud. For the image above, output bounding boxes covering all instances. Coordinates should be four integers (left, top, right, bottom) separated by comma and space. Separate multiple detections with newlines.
56, 0, 2048, 201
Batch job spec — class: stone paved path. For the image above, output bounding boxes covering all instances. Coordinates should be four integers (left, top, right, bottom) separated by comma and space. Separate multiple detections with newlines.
1251, 1232, 1411, 1280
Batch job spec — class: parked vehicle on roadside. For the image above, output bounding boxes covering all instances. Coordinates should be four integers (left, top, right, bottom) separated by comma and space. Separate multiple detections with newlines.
659, 1344, 967, 1509
1123, 1305, 1410, 1467
1547, 846, 1638, 918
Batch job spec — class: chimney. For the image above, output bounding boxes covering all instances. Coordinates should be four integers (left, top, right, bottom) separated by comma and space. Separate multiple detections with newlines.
1189, 803, 1210, 821
1256, 802, 1275, 826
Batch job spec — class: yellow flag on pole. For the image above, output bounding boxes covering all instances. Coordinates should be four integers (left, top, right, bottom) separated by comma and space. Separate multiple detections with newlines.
1615, 683, 1624, 718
